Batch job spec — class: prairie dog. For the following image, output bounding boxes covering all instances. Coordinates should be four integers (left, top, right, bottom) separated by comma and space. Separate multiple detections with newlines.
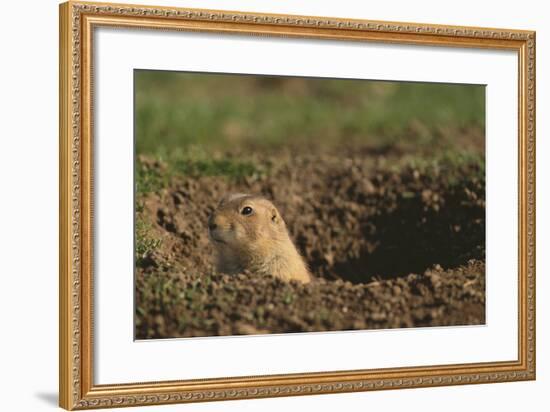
208, 194, 312, 284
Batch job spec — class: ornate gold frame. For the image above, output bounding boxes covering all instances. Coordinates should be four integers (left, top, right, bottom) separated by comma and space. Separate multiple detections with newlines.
59, 1, 536, 409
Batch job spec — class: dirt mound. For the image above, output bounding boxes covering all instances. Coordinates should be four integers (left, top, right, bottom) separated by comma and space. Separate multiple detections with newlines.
135, 151, 485, 338
136, 260, 485, 339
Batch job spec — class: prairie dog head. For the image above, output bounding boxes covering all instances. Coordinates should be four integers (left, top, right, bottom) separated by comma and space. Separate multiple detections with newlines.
208, 193, 287, 254
208, 193, 312, 283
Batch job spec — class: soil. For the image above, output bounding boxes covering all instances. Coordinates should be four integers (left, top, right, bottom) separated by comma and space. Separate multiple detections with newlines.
135, 150, 485, 339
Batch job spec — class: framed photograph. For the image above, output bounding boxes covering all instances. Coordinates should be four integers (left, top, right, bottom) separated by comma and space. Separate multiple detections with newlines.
59, 1, 536, 409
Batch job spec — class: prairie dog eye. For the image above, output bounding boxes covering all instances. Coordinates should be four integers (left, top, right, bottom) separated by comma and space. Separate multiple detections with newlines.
241, 206, 253, 216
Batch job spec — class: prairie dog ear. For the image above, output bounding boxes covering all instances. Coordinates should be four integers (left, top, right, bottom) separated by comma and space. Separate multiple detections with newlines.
270, 206, 284, 225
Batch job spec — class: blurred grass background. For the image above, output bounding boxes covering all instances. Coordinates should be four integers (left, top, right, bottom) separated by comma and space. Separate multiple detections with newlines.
135, 70, 485, 155
135, 70, 485, 194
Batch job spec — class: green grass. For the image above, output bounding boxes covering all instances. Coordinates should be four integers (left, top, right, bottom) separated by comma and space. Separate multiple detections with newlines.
172, 157, 265, 180
136, 149, 268, 194
405, 151, 485, 187
135, 217, 162, 266
135, 70, 485, 156
136, 163, 166, 194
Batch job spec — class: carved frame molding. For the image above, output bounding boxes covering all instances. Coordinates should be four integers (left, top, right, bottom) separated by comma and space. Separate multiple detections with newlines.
59, 1, 535, 409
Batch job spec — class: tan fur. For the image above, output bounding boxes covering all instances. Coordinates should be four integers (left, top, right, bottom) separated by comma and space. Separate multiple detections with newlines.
208, 194, 312, 284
